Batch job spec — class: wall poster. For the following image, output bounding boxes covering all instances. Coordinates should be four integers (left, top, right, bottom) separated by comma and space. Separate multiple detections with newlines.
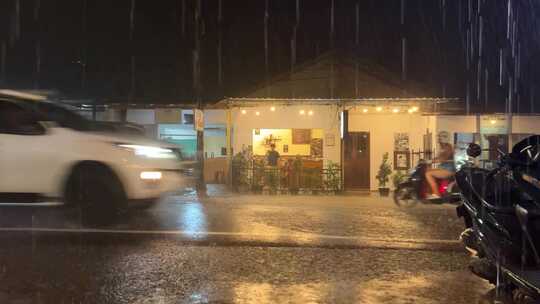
292, 129, 311, 144
394, 133, 410, 151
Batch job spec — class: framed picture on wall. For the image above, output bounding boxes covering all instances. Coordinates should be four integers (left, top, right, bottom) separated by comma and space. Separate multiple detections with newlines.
283, 145, 289, 153
292, 129, 311, 144
394, 151, 410, 170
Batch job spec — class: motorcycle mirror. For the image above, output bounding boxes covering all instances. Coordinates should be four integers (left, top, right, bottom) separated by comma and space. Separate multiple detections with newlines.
466, 143, 482, 158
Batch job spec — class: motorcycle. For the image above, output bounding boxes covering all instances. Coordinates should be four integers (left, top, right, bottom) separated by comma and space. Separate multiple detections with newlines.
393, 160, 460, 208
456, 136, 540, 302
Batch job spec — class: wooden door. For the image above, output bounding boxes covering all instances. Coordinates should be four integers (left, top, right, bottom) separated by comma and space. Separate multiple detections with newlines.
344, 132, 370, 189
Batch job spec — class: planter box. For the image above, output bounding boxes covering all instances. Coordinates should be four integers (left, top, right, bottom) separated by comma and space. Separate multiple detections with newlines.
378, 188, 390, 197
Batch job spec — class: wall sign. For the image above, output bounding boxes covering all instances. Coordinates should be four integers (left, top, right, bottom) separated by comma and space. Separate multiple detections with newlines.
194, 109, 204, 131
325, 134, 335, 146
292, 129, 311, 144
394, 133, 410, 151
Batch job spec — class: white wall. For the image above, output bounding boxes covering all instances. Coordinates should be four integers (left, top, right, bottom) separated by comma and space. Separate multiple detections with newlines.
348, 112, 431, 190
512, 116, 540, 134
435, 115, 477, 137
126, 109, 155, 125
230, 105, 341, 164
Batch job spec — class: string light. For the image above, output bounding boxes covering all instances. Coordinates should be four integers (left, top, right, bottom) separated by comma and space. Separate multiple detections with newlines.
270, 106, 276, 112
255, 111, 260, 116
392, 108, 399, 113
308, 110, 314, 116
362, 108, 368, 113
411, 106, 419, 112
490, 119, 496, 124
376, 106, 383, 112
299, 109, 305, 115
241, 109, 247, 114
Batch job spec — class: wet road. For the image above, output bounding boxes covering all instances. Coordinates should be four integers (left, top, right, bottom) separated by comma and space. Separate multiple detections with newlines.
0, 192, 504, 303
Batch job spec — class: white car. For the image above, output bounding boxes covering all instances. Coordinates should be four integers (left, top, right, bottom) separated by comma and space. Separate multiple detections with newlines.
0, 92, 192, 215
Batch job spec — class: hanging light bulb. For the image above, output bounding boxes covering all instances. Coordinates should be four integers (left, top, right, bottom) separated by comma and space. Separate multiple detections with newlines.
362, 108, 368, 113
255, 111, 260, 116
299, 109, 305, 115
392, 108, 399, 113
241, 109, 247, 114
308, 110, 314, 116
270, 106, 276, 112
376, 106, 383, 112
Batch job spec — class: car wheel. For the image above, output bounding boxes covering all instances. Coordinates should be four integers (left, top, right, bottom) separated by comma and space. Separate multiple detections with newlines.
65, 163, 126, 225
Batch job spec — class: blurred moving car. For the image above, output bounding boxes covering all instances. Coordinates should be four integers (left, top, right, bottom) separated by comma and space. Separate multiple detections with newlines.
0, 90, 193, 216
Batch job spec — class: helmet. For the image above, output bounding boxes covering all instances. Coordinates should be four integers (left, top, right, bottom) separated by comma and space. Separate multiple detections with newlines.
466, 143, 482, 158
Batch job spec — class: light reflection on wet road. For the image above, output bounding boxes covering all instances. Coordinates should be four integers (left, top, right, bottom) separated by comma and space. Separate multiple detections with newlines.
0, 193, 506, 303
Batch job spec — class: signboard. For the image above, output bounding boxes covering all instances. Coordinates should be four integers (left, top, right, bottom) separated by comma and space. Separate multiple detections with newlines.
480, 116, 508, 134
194, 109, 204, 131
155, 109, 181, 123
292, 129, 311, 144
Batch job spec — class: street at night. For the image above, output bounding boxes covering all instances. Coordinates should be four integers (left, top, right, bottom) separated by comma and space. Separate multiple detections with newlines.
0, 191, 498, 303
2, 0, 540, 303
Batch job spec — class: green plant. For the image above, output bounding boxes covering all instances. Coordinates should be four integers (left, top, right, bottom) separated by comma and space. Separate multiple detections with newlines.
324, 161, 342, 192
376, 152, 392, 188
232, 151, 251, 191
392, 170, 407, 189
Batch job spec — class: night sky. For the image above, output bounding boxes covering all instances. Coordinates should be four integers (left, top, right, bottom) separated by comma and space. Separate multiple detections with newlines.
0, 0, 539, 113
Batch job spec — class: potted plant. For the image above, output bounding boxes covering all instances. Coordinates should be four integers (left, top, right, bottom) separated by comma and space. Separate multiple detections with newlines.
392, 170, 407, 191
324, 161, 342, 194
375, 152, 392, 196
232, 151, 251, 193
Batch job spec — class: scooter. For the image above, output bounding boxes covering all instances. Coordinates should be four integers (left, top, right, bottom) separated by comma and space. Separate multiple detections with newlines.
456, 137, 540, 302
393, 160, 460, 208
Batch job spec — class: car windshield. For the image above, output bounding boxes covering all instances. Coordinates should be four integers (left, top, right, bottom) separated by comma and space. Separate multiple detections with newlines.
18, 100, 94, 131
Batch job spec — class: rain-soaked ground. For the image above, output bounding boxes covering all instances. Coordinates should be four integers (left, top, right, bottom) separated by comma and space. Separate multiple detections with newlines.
0, 189, 506, 303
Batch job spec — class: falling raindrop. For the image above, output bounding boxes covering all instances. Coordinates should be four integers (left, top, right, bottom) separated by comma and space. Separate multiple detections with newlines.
329, 0, 334, 98
355, 2, 359, 45
181, 0, 186, 36
484, 69, 489, 108
217, 0, 223, 87
34, 41, 41, 89
0, 42, 5, 85
401, 38, 407, 81
499, 48, 504, 86
130, 0, 136, 41
264, 0, 269, 96
507, 0, 511, 40
34, 0, 40, 21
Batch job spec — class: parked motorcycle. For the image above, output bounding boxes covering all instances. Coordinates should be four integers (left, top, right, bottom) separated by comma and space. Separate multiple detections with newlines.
456, 136, 540, 302
393, 160, 460, 208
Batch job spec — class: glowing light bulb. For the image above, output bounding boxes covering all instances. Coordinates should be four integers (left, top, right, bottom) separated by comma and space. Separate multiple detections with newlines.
490, 119, 496, 125
308, 110, 314, 116
299, 110, 305, 115
392, 108, 399, 113
241, 109, 247, 114
270, 106, 276, 112
255, 111, 260, 116
376, 106, 383, 112
362, 108, 368, 113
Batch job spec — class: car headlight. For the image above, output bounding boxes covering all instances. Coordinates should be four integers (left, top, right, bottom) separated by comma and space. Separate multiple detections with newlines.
115, 144, 176, 159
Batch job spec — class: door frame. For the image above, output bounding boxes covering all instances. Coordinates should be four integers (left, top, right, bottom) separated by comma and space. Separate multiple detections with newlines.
343, 131, 370, 190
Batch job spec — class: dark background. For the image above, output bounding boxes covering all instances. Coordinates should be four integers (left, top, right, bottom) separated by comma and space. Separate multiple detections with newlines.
0, 0, 539, 112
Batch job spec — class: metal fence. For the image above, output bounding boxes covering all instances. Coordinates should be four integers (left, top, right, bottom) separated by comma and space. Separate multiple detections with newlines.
232, 165, 342, 194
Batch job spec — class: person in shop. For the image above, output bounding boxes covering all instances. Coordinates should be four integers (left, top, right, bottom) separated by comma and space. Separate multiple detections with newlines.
266, 143, 280, 167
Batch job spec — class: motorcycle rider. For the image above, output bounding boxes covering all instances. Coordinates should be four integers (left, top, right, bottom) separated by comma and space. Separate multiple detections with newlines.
426, 131, 455, 199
